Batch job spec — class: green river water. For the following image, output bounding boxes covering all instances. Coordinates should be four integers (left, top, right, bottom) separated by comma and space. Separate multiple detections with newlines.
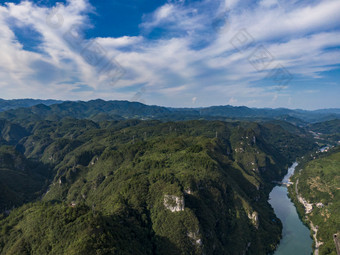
268, 163, 313, 255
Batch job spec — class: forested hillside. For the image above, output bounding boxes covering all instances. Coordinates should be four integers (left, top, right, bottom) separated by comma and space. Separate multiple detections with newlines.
0, 146, 50, 212
290, 147, 340, 255
308, 120, 340, 145
308, 119, 340, 134
0, 99, 62, 112
0, 115, 317, 254
1, 99, 340, 124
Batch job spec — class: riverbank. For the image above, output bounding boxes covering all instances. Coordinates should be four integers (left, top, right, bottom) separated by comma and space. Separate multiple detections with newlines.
269, 163, 313, 255
291, 178, 323, 255
289, 146, 340, 255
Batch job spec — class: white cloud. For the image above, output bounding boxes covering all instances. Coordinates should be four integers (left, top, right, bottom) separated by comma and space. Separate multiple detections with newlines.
192, 96, 197, 104
228, 97, 238, 105
156, 4, 174, 20
96, 36, 143, 48
0, 0, 339, 109
259, 0, 278, 8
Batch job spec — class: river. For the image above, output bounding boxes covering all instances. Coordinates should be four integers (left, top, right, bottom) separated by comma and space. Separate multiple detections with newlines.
268, 163, 313, 255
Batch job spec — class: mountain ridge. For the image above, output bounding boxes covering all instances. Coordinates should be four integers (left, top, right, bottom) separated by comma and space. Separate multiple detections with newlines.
1, 99, 340, 124
0, 118, 317, 254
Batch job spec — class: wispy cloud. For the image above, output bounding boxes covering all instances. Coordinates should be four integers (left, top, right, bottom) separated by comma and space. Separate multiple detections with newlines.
0, 0, 339, 109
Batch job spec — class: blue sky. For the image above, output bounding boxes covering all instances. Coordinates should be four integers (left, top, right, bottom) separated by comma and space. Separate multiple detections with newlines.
0, 0, 339, 109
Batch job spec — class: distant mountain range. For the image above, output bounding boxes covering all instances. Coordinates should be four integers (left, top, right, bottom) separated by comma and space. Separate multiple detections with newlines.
0, 98, 339, 124
0, 99, 62, 112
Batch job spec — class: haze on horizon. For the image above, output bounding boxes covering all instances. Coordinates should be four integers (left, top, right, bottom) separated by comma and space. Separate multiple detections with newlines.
0, 0, 339, 110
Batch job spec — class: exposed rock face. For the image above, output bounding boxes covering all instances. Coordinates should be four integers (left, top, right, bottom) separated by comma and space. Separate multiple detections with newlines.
91, 157, 99, 165
316, 203, 324, 208
184, 188, 193, 195
248, 211, 259, 229
188, 231, 202, 246
296, 179, 313, 214
164, 195, 185, 212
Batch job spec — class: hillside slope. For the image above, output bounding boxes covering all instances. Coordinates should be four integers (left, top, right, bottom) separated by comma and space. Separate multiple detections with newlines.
290, 147, 340, 255
0, 146, 49, 212
0, 118, 318, 254
0, 99, 62, 112
1, 100, 340, 123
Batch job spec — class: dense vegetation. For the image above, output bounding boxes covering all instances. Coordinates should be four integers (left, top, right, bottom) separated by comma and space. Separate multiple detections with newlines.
3, 100, 339, 254
308, 120, 340, 145
0, 146, 49, 212
0, 111, 318, 254
290, 147, 340, 255
1, 99, 340, 123
0, 99, 62, 112
308, 119, 340, 134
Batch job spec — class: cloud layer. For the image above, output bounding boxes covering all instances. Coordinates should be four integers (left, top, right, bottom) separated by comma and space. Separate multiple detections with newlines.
0, 0, 339, 109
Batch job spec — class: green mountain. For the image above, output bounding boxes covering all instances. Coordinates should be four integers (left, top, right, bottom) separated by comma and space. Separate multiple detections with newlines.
0, 116, 317, 254
0, 99, 62, 112
289, 147, 340, 255
307, 119, 340, 145
0, 100, 171, 122
308, 119, 340, 135
0, 146, 50, 212
1, 100, 340, 124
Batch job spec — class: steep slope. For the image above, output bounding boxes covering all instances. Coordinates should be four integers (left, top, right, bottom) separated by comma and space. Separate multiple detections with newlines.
0, 119, 317, 254
308, 119, 340, 134
308, 119, 340, 145
0, 202, 152, 255
0, 119, 29, 145
290, 147, 340, 255
0, 146, 49, 212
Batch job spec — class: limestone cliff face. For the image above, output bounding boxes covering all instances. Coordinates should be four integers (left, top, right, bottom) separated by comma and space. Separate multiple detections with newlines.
188, 230, 202, 246
164, 195, 185, 212
248, 211, 259, 229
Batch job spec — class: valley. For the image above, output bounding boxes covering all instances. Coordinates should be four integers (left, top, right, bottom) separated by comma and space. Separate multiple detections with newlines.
0, 100, 338, 254
0, 0, 339, 253
268, 163, 313, 255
